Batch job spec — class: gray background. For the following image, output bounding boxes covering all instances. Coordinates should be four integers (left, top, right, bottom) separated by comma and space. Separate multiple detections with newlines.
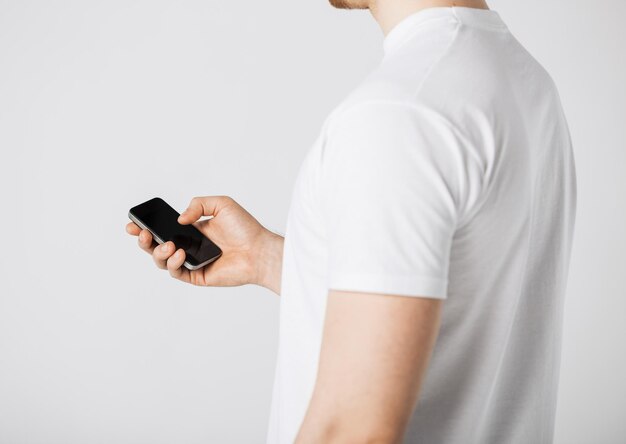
0, 0, 624, 442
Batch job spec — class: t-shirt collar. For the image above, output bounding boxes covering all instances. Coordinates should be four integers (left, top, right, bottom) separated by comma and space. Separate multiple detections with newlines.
382, 7, 506, 55
382, 7, 456, 55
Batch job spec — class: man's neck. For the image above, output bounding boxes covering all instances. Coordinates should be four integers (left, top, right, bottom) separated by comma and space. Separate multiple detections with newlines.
370, 0, 490, 36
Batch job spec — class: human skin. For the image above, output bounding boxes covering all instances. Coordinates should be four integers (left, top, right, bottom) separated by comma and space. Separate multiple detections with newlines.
125, 195, 284, 295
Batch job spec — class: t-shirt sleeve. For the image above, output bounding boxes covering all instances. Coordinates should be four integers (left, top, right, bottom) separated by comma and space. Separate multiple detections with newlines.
319, 100, 484, 299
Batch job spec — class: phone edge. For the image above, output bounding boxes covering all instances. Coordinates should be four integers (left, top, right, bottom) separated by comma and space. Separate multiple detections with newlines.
128, 210, 220, 270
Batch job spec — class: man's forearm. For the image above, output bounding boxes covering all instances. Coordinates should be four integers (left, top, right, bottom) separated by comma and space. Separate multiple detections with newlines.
254, 230, 284, 296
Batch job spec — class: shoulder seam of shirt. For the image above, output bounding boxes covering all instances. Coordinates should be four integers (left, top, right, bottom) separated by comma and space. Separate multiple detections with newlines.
412, 16, 462, 100
324, 17, 464, 139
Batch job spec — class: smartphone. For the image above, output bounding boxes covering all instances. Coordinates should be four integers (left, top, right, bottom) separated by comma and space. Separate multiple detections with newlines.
128, 197, 223, 270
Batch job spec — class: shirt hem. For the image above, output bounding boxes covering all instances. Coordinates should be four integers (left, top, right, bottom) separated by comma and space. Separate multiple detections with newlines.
328, 273, 448, 299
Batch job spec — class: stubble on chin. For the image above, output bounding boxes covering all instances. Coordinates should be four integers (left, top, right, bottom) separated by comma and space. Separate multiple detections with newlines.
328, 0, 370, 10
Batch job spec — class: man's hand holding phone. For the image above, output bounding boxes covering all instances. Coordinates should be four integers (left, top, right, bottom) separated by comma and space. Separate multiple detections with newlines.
125, 196, 284, 295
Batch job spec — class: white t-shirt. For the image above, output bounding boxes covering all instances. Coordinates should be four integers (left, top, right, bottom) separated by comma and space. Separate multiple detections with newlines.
266, 6, 577, 444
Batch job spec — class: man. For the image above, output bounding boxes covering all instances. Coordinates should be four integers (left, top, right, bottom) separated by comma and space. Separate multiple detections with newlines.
126, 0, 577, 442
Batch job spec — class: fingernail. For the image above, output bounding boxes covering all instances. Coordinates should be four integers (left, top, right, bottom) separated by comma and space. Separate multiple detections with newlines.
161, 243, 169, 251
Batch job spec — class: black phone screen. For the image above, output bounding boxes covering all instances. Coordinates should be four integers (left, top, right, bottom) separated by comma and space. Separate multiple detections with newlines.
129, 197, 222, 269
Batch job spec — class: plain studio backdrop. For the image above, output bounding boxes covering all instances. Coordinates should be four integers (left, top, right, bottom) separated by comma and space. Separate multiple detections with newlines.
0, 1, 624, 443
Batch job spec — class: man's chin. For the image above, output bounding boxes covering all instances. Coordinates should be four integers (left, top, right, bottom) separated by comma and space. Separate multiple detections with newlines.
328, 0, 370, 10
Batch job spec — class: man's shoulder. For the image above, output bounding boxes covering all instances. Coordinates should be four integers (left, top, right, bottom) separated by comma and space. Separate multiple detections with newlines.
323, 70, 424, 134
323, 45, 469, 133
322, 74, 457, 141
333, 61, 426, 112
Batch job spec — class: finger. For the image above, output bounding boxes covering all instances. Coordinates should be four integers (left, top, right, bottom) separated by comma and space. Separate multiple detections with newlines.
138, 229, 156, 254
152, 240, 176, 270
167, 248, 191, 283
177, 195, 232, 225
126, 222, 141, 236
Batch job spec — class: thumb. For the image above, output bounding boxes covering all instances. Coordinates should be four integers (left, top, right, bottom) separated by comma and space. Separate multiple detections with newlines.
177, 195, 228, 225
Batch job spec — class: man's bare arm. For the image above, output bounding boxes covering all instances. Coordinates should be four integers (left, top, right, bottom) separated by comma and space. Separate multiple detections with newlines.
295, 289, 443, 443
